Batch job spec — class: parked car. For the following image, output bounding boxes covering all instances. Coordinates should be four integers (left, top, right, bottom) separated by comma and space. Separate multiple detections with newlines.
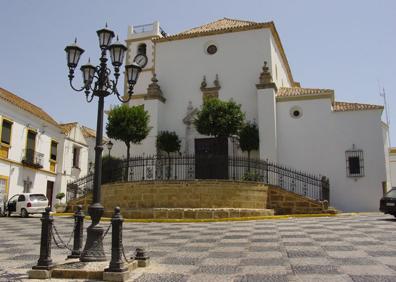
6, 193, 48, 217
380, 188, 396, 217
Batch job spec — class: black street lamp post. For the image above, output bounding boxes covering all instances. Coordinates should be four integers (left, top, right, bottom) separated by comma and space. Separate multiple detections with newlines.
64, 25, 141, 262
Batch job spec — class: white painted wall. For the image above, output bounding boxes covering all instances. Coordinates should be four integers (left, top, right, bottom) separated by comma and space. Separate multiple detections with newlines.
0, 99, 92, 206
390, 150, 396, 189
154, 28, 272, 151
277, 98, 386, 212
0, 101, 62, 203
270, 35, 292, 88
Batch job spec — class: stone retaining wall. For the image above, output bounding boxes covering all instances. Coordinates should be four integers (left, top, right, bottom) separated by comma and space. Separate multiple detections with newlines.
67, 180, 330, 218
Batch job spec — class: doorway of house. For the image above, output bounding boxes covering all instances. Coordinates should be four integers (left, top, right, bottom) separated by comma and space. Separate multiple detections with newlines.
195, 137, 228, 179
46, 181, 54, 208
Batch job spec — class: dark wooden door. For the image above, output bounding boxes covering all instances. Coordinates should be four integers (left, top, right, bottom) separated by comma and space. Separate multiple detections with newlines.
46, 181, 54, 208
195, 137, 228, 179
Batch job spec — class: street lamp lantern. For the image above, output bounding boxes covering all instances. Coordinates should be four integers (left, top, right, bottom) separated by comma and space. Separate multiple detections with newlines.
80, 59, 96, 88
106, 140, 113, 154
125, 63, 141, 94
64, 25, 141, 262
109, 37, 127, 68
64, 39, 84, 69
96, 25, 115, 49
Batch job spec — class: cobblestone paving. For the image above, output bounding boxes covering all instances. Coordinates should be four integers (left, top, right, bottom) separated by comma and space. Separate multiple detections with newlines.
1, 213, 396, 281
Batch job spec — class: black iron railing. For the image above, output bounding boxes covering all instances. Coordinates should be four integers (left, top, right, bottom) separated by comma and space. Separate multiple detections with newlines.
22, 149, 44, 168
67, 154, 329, 202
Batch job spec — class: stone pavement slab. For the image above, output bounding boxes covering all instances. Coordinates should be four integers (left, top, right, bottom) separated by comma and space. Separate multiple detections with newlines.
1, 213, 396, 281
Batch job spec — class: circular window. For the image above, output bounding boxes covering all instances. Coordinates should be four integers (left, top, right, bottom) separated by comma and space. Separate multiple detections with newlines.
206, 44, 217, 55
290, 106, 303, 119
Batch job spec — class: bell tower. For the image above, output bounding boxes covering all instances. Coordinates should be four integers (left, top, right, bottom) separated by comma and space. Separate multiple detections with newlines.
124, 21, 165, 100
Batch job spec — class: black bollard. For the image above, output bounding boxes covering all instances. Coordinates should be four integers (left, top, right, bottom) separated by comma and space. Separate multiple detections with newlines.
134, 247, 150, 267
68, 205, 84, 259
32, 207, 54, 270
105, 207, 127, 273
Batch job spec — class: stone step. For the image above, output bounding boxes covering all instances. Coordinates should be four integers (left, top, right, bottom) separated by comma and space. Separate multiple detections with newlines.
102, 208, 275, 219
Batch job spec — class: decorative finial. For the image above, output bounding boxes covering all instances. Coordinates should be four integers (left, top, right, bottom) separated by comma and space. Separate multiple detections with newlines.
151, 73, 158, 83
74, 37, 77, 44
116, 35, 119, 41
105, 22, 108, 28
201, 75, 207, 89
258, 61, 273, 84
214, 74, 220, 88
262, 61, 269, 73
88, 57, 91, 63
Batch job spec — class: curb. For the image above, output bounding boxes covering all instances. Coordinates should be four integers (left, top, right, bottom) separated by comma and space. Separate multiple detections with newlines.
52, 212, 337, 223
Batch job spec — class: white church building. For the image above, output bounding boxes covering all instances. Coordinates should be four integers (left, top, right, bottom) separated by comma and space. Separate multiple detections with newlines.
110, 18, 388, 212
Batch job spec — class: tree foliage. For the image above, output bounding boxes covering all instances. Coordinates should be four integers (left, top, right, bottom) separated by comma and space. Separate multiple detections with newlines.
194, 98, 245, 138
238, 121, 259, 155
156, 131, 181, 156
106, 105, 151, 162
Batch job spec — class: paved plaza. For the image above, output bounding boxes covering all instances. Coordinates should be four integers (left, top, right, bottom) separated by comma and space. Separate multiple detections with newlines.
1, 213, 396, 281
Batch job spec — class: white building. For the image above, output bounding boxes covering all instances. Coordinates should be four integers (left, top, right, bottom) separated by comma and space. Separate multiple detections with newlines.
390, 148, 396, 189
0, 87, 95, 208
110, 18, 388, 212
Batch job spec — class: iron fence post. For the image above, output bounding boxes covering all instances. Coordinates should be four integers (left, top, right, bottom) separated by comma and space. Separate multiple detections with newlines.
68, 205, 85, 259
321, 176, 330, 202
32, 207, 53, 270
105, 207, 127, 272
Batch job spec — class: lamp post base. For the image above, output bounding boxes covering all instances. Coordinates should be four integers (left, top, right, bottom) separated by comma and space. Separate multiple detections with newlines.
80, 224, 107, 262
80, 203, 107, 262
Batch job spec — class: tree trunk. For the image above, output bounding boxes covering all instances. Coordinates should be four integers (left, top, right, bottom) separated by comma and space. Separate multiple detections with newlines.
247, 150, 251, 172
125, 142, 131, 181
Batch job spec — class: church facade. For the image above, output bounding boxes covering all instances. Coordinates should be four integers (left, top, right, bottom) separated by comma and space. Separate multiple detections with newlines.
110, 18, 388, 212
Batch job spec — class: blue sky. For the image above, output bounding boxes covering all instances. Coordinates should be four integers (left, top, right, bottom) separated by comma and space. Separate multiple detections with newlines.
0, 0, 395, 146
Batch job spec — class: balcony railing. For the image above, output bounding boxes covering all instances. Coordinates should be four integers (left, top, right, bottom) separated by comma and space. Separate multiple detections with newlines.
22, 149, 44, 168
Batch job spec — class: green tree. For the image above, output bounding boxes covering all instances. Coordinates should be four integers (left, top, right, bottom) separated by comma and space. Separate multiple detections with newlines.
238, 121, 259, 170
106, 105, 151, 166
156, 131, 181, 179
156, 131, 181, 157
194, 98, 245, 138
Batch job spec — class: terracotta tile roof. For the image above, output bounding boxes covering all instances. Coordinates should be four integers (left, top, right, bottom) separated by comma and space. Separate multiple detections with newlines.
277, 87, 334, 97
178, 17, 265, 35
59, 122, 78, 134
0, 87, 58, 127
333, 101, 383, 112
81, 126, 96, 138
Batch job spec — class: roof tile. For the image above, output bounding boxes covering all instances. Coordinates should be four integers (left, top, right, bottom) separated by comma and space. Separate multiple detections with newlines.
0, 87, 58, 126
333, 101, 383, 112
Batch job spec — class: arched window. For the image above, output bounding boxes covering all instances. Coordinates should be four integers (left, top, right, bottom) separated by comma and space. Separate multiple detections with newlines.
137, 43, 147, 56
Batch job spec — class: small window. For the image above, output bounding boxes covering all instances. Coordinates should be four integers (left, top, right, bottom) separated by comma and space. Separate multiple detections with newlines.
346, 147, 364, 177
137, 43, 146, 56
206, 44, 217, 55
29, 194, 47, 201
50, 141, 58, 161
72, 146, 80, 168
18, 195, 25, 202
289, 106, 303, 119
1, 119, 12, 145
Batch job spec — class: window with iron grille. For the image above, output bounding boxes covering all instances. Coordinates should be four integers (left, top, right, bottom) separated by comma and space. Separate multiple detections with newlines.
345, 148, 364, 177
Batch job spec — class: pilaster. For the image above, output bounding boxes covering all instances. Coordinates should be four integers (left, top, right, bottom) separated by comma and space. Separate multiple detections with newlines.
256, 61, 278, 162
